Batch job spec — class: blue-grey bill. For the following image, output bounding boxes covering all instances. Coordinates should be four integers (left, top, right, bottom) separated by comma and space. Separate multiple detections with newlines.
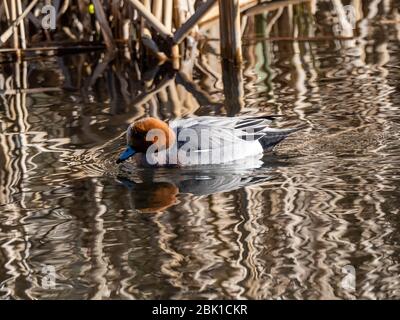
116, 146, 136, 164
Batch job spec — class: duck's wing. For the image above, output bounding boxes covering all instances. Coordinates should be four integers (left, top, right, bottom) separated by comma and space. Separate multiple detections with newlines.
169, 116, 276, 149
176, 124, 245, 150
170, 116, 274, 132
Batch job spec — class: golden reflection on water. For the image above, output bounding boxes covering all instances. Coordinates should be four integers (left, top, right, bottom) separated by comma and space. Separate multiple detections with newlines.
1, 1, 400, 299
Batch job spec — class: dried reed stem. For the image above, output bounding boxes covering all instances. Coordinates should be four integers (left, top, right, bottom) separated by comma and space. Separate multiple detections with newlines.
163, 0, 173, 32
92, 0, 116, 50
127, 0, 172, 39
152, 0, 163, 21
218, 0, 242, 63
173, 0, 216, 44
0, 0, 38, 46
10, 0, 19, 49
16, 0, 26, 49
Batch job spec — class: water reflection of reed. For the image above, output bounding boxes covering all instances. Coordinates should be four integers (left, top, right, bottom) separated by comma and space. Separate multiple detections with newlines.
1, 1, 400, 299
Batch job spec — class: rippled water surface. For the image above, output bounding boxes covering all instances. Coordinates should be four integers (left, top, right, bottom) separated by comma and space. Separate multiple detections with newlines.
1, 2, 400, 299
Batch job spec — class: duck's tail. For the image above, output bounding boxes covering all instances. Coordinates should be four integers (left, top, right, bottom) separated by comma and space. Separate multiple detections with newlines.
260, 127, 303, 151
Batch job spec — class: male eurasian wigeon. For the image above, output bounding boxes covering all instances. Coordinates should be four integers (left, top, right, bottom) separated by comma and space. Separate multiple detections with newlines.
116, 116, 299, 166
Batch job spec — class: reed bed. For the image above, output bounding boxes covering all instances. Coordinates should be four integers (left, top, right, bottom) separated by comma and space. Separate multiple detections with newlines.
0, 0, 331, 64
2, 0, 398, 120
0, 0, 209, 63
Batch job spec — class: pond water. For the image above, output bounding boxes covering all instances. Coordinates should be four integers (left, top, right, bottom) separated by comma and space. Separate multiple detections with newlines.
1, 3, 400, 299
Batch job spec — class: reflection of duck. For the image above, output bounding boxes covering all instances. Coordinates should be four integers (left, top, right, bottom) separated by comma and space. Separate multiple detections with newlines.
122, 180, 179, 213
118, 177, 178, 213
116, 116, 300, 166
118, 163, 276, 213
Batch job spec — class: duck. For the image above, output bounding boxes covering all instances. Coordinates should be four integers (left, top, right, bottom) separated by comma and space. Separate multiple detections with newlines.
116, 116, 300, 166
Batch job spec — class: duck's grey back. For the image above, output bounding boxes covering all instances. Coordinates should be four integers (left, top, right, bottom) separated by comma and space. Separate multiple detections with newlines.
169, 116, 297, 152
